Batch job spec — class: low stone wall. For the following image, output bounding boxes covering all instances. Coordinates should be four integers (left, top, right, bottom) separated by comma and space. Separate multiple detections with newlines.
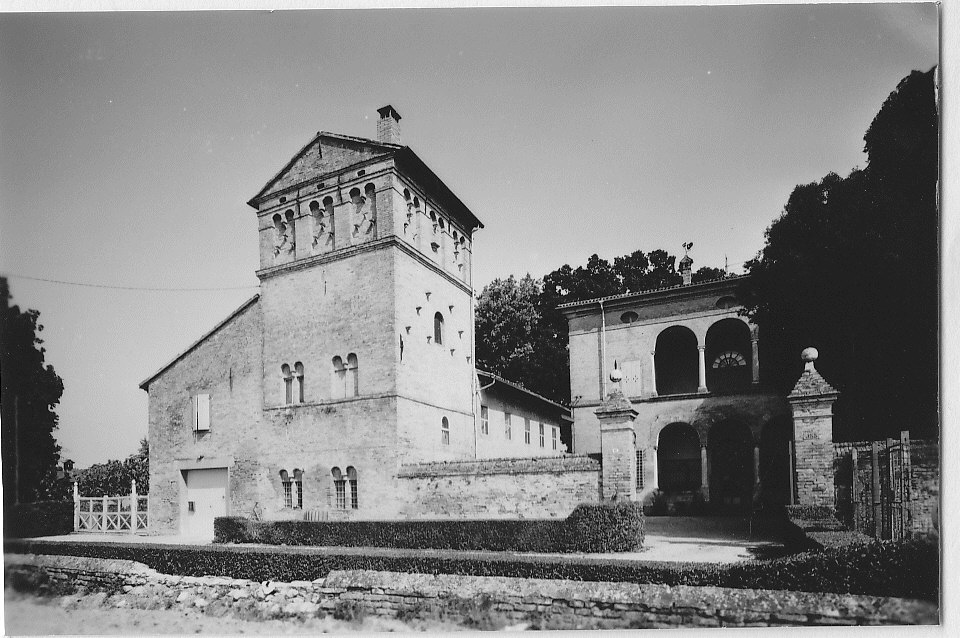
4, 553, 938, 627
396, 455, 600, 519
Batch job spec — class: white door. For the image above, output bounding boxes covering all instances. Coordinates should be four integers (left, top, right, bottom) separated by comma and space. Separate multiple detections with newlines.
182, 468, 228, 539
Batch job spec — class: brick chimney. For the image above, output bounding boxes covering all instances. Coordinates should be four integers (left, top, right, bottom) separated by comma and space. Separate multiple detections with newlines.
377, 105, 402, 145
679, 254, 693, 285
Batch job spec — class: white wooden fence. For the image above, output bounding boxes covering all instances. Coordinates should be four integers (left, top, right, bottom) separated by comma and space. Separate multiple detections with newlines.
73, 480, 148, 533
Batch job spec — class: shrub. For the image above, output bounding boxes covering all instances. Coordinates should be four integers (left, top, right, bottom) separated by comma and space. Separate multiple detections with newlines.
3, 501, 74, 538
214, 511, 621, 554
563, 502, 645, 552
4, 534, 938, 601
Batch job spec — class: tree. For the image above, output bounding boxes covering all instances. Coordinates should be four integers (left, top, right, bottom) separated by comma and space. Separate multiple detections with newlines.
75, 437, 149, 496
476, 248, 730, 404
738, 68, 938, 440
1, 277, 66, 505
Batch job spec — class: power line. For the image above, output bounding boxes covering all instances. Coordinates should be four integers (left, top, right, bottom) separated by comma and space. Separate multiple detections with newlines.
2, 273, 260, 292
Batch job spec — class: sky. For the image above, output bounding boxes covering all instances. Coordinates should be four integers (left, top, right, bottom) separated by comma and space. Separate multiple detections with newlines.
0, 3, 941, 467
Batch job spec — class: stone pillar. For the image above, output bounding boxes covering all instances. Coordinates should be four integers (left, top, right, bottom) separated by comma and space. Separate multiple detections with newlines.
788, 347, 839, 509
751, 338, 760, 384
700, 445, 709, 500
697, 346, 707, 392
649, 351, 658, 397
651, 446, 659, 489
595, 373, 638, 501
131, 479, 138, 534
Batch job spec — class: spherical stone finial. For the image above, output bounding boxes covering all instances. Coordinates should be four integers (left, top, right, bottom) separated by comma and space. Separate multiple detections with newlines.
801, 347, 818, 363
609, 368, 623, 383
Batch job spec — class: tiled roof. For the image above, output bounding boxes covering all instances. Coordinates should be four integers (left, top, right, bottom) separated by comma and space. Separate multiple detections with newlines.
476, 368, 568, 412
557, 274, 749, 310
788, 364, 839, 398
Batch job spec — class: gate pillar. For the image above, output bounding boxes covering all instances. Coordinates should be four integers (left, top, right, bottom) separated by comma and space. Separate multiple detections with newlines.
595, 370, 638, 501
787, 347, 839, 509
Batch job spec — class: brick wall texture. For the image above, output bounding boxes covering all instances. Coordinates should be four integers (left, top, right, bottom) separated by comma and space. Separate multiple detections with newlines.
5, 554, 938, 627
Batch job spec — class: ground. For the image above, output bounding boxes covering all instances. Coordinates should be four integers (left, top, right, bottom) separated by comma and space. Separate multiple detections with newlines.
3, 591, 481, 634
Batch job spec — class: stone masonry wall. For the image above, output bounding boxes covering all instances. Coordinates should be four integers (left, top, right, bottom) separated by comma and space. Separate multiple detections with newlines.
396, 456, 601, 519
5, 554, 937, 627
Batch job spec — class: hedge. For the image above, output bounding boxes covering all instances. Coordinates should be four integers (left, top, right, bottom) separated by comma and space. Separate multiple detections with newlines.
214, 502, 645, 554
3, 501, 74, 538
5, 534, 938, 602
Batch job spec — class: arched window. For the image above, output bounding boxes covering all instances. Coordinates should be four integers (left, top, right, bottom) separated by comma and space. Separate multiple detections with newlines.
331, 356, 346, 399
347, 353, 359, 397
433, 312, 444, 345
294, 362, 304, 403
279, 469, 293, 508
657, 422, 701, 492
281, 364, 293, 404
654, 326, 699, 395
441, 416, 450, 445
293, 468, 304, 509
346, 466, 358, 509
284, 210, 296, 253
705, 318, 752, 393
331, 467, 345, 509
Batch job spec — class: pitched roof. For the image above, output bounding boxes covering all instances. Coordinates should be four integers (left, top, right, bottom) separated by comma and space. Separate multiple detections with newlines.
139, 294, 260, 391
476, 368, 568, 412
557, 274, 749, 311
246, 132, 483, 232
788, 363, 840, 399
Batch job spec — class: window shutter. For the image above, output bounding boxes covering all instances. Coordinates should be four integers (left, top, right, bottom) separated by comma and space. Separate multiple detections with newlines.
195, 393, 211, 431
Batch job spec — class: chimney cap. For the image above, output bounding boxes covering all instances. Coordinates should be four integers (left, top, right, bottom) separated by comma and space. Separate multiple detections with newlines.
377, 105, 402, 121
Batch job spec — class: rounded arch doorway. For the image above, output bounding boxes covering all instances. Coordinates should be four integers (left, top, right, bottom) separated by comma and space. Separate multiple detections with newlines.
657, 422, 701, 493
708, 420, 754, 511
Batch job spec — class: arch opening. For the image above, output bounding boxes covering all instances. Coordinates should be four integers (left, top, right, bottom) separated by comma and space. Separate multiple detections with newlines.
708, 420, 754, 510
705, 318, 752, 393
655, 326, 699, 395
657, 422, 701, 492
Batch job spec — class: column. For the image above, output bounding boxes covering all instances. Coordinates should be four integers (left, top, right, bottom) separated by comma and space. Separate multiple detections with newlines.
131, 479, 138, 534
700, 445, 709, 500
649, 351, 658, 397
751, 338, 760, 384
651, 446, 659, 489
697, 346, 707, 392
73, 482, 80, 532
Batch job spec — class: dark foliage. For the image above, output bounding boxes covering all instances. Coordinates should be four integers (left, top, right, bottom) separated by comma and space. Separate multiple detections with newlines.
213, 502, 644, 554
76, 438, 149, 496
1, 277, 67, 506
476, 250, 728, 404
5, 534, 937, 602
738, 69, 938, 440
3, 501, 74, 538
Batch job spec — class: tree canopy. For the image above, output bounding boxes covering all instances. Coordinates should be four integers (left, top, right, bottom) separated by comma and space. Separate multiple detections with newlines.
76, 438, 149, 497
1, 277, 67, 505
738, 68, 938, 440
475, 250, 726, 404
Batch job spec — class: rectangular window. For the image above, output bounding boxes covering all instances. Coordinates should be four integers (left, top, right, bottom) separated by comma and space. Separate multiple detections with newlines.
284, 377, 293, 405
282, 479, 293, 509
194, 394, 211, 432
539, 422, 545, 448
524, 419, 531, 444
335, 480, 346, 509
552, 426, 558, 450
296, 478, 303, 509
350, 480, 358, 510
441, 418, 450, 445
504, 412, 512, 440
480, 406, 489, 435
636, 450, 644, 490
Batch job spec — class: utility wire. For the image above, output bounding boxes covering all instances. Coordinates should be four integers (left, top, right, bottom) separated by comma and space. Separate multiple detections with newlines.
2, 273, 260, 292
